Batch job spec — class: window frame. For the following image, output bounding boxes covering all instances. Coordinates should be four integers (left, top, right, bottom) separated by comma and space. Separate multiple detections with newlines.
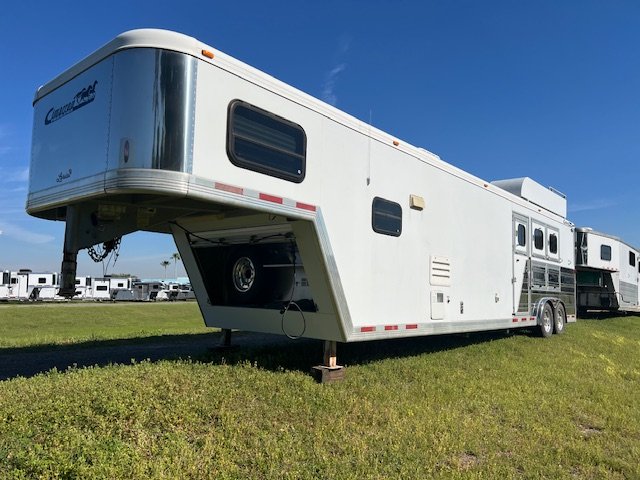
372, 197, 402, 237
629, 251, 636, 267
227, 99, 307, 183
600, 244, 612, 262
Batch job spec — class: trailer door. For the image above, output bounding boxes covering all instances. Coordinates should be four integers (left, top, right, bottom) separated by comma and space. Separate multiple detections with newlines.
512, 214, 530, 314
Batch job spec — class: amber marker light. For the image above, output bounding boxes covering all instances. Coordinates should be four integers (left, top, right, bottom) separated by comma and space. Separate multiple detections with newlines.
201, 49, 215, 59
393, 140, 400, 146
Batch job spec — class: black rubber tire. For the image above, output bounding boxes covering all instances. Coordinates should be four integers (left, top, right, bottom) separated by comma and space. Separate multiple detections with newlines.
554, 303, 566, 335
539, 302, 554, 338
224, 248, 268, 306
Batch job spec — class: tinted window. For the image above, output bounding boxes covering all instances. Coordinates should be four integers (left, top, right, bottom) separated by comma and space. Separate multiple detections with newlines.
38, 277, 46, 284
533, 228, 544, 251
372, 197, 402, 236
227, 100, 306, 183
630, 251, 636, 267
517, 224, 526, 247
601, 245, 612, 261
549, 233, 558, 254
96, 285, 108, 291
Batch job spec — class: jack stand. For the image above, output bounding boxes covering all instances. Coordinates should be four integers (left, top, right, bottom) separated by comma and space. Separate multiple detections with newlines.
212, 328, 238, 351
311, 340, 345, 383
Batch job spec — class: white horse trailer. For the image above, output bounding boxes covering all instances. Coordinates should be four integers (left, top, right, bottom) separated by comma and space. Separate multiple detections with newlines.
575, 228, 640, 314
88, 279, 111, 300
28, 29, 576, 374
133, 281, 164, 301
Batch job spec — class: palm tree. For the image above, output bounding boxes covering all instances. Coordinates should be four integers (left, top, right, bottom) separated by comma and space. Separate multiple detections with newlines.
171, 252, 181, 279
160, 260, 171, 280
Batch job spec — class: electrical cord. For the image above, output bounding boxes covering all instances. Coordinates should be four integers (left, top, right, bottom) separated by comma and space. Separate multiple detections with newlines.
169, 221, 227, 246
281, 240, 306, 339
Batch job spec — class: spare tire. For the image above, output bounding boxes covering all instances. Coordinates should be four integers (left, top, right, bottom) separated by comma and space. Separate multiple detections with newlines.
225, 247, 269, 305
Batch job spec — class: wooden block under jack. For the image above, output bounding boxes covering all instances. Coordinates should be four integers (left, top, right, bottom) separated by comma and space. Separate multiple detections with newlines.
311, 365, 346, 383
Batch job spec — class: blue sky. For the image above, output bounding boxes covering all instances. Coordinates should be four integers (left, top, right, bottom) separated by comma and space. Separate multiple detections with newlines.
1, 1, 639, 277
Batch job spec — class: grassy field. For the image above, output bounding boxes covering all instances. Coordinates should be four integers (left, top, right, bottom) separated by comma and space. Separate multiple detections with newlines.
0, 304, 638, 478
0, 302, 208, 348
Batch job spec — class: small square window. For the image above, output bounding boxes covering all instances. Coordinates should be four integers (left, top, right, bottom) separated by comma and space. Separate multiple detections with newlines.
629, 251, 636, 267
372, 197, 402, 237
601, 245, 612, 261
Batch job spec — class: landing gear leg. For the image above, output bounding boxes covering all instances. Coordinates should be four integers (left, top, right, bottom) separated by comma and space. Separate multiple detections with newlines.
311, 340, 345, 383
219, 328, 232, 348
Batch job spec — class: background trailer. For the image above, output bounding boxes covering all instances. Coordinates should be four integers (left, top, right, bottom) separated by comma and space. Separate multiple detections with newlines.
575, 228, 640, 314
28, 30, 576, 373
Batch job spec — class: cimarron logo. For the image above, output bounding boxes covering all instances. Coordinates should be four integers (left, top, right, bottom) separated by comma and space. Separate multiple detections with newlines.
45, 80, 98, 125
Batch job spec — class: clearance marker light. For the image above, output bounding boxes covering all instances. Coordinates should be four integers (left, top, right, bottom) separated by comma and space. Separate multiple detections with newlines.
201, 49, 215, 59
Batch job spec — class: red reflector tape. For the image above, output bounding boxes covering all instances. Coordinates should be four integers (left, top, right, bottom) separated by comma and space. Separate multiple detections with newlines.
215, 182, 243, 195
512, 318, 519, 323
259, 193, 283, 204
521, 317, 527, 322
296, 202, 316, 212
405, 324, 418, 330
384, 325, 398, 331
360, 326, 376, 333
530, 317, 536, 321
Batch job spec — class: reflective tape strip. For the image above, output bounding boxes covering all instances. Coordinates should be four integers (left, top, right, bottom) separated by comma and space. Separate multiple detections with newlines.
214, 182, 243, 195
296, 202, 317, 212
259, 193, 283, 204
214, 181, 316, 214
405, 324, 418, 330
384, 325, 398, 331
360, 326, 376, 333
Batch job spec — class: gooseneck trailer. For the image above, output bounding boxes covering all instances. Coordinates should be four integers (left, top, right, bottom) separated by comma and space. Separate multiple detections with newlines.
575, 228, 640, 314
28, 30, 576, 375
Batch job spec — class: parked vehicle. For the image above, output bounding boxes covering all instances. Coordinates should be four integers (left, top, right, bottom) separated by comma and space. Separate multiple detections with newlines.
575, 228, 640, 314
27, 29, 595, 371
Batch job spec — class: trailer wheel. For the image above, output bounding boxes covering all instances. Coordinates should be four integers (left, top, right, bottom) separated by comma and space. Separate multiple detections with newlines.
225, 248, 268, 305
539, 302, 554, 338
553, 303, 566, 335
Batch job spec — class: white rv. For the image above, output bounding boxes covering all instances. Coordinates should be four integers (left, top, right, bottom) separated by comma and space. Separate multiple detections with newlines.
88, 278, 111, 300
575, 228, 640, 314
27, 30, 576, 370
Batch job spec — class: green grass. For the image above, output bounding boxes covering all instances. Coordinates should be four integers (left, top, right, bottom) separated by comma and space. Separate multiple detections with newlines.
0, 302, 208, 347
0, 305, 639, 478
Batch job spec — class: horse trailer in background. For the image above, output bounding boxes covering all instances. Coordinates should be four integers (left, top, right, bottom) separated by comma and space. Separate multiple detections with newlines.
575, 228, 640, 314
28, 29, 576, 375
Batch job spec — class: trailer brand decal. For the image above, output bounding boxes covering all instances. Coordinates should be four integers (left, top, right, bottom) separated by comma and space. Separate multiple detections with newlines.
56, 169, 72, 183
45, 81, 98, 125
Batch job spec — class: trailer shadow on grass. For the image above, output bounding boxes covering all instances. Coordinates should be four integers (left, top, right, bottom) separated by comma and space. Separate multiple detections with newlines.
0, 328, 536, 381
201, 328, 536, 375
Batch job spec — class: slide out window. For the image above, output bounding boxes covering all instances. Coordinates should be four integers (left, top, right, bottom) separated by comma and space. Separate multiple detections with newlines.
227, 100, 306, 183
